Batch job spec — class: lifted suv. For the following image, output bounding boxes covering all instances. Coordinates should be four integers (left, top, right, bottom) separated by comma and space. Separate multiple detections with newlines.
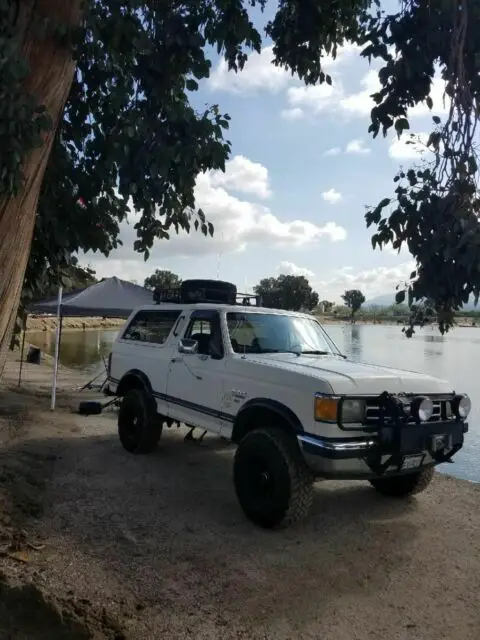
106, 279, 471, 529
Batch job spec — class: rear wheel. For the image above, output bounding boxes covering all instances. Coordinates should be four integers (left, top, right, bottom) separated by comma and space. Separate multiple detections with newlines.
118, 388, 162, 454
369, 466, 435, 497
233, 427, 314, 529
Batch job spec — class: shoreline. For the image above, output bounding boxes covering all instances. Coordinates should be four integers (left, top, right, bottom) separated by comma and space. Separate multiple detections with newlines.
26, 315, 125, 333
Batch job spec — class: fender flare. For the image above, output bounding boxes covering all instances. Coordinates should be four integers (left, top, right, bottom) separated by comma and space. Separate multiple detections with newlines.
232, 398, 303, 442
116, 369, 154, 397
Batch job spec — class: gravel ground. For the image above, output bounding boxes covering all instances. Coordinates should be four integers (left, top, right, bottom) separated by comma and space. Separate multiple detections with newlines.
0, 380, 479, 639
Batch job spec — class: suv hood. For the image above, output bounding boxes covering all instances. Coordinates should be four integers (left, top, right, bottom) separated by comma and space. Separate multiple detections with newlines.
243, 353, 453, 395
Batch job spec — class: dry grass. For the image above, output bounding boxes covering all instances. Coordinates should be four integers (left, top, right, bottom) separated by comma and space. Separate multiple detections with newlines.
26, 316, 125, 333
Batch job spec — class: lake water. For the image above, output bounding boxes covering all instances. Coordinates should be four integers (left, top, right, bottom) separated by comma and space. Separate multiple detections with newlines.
28, 323, 479, 483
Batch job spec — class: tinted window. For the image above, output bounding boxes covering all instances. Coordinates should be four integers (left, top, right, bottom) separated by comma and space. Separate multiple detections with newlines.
123, 310, 181, 344
226, 312, 340, 355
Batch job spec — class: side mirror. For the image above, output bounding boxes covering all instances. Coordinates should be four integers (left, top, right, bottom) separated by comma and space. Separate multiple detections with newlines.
178, 339, 198, 355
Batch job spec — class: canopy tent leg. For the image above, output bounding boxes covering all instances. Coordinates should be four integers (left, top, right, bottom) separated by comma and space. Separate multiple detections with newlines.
50, 287, 63, 411
17, 316, 28, 387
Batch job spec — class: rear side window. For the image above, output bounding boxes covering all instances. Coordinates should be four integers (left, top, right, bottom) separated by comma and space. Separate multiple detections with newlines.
122, 310, 181, 345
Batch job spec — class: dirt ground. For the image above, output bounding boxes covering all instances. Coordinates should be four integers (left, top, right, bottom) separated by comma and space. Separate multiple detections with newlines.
1, 358, 480, 639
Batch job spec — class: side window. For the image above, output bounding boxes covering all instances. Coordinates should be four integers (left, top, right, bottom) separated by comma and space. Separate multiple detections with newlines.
122, 310, 181, 345
184, 312, 223, 358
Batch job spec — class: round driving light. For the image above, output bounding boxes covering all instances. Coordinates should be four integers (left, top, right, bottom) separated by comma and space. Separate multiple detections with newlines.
411, 396, 433, 422
453, 394, 471, 419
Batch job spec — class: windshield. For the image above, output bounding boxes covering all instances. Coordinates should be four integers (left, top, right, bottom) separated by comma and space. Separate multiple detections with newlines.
226, 312, 341, 356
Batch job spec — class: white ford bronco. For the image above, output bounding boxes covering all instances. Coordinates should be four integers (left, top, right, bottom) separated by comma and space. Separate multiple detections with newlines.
106, 279, 471, 529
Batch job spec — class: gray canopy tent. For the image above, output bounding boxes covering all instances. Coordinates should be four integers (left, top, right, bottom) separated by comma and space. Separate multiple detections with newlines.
21, 277, 153, 407
29, 276, 153, 317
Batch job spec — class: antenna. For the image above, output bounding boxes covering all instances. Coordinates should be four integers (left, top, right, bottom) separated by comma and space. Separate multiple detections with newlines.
216, 231, 225, 279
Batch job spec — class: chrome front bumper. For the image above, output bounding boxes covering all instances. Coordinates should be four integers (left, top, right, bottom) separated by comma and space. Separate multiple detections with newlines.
297, 433, 436, 479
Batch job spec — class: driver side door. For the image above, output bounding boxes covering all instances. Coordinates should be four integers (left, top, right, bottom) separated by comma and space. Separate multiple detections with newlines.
165, 309, 227, 433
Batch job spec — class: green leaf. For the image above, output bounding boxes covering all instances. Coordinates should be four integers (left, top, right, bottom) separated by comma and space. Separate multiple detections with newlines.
185, 79, 199, 91
394, 118, 410, 135
395, 290, 406, 304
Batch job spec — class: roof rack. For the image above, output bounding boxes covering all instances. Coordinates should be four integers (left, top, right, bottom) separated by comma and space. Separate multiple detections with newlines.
153, 279, 262, 307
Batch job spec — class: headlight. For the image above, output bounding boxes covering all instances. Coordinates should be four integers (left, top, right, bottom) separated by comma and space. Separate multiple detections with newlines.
314, 395, 365, 424
411, 396, 433, 422
341, 398, 366, 423
451, 394, 471, 419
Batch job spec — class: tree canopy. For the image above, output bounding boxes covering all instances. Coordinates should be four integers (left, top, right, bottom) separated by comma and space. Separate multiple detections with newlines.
320, 300, 335, 313
342, 289, 366, 319
144, 269, 182, 291
1, 0, 479, 373
254, 275, 319, 311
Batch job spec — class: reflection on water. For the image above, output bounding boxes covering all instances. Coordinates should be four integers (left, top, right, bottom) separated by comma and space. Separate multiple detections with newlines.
28, 328, 119, 374
347, 325, 363, 361
29, 323, 479, 483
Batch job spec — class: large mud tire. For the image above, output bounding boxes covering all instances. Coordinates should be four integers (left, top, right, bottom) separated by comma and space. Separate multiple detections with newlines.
118, 389, 162, 454
369, 466, 435, 497
233, 427, 314, 529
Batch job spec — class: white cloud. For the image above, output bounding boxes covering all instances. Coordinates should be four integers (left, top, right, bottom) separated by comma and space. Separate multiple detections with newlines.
281, 107, 304, 121
283, 68, 380, 120
409, 77, 449, 118
286, 81, 341, 115
345, 139, 370, 154
323, 147, 341, 156
389, 132, 431, 160
208, 46, 290, 94
278, 59, 447, 125
322, 188, 342, 204
279, 261, 315, 278
209, 155, 271, 199
208, 42, 361, 95
317, 261, 416, 301
339, 69, 380, 117
84, 157, 346, 281
337, 70, 447, 122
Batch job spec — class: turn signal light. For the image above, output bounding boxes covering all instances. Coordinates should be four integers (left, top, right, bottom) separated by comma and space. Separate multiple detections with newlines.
314, 396, 339, 423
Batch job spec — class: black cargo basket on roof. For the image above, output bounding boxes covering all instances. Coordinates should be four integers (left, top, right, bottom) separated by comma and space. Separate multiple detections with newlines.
153, 279, 261, 306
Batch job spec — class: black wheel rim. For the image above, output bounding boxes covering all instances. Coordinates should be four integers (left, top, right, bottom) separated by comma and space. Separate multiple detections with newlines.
121, 404, 142, 448
242, 454, 278, 511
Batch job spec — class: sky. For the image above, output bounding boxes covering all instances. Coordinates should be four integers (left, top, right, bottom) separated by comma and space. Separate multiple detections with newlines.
83, 3, 447, 303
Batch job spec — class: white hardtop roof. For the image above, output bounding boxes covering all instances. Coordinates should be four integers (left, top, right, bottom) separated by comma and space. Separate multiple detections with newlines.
131, 303, 315, 319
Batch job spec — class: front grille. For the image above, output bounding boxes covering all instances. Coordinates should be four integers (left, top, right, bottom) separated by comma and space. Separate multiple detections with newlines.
364, 397, 447, 426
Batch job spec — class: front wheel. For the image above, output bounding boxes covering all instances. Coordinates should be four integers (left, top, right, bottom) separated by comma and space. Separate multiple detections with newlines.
369, 466, 435, 498
118, 388, 162, 454
233, 427, 314, 529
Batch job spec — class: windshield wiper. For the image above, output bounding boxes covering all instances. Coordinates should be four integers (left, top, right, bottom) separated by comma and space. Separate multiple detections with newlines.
300, 350, 330, 355
256, 349, 301, 356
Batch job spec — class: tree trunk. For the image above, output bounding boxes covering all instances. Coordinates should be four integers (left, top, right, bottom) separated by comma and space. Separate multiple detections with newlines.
0, 1, 82, 377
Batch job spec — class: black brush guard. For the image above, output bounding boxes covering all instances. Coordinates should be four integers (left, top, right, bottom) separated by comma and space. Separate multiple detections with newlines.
365, 391, 468, 475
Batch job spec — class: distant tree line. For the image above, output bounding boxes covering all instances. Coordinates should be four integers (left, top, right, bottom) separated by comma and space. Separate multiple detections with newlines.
142, 269, 366, 316
29, 263, 480, 324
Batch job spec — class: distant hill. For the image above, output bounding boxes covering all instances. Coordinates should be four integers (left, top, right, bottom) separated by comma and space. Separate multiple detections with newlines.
365, 293, 396, 308
366, 292, 479, 311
